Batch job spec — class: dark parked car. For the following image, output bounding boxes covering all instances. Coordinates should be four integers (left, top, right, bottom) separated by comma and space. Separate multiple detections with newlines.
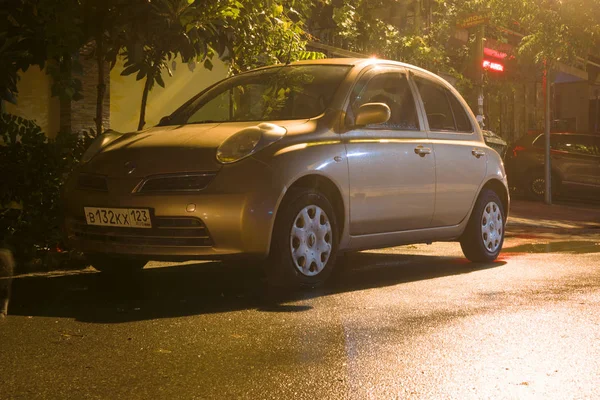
504, 132, 600, 199
482, 130, 508, 158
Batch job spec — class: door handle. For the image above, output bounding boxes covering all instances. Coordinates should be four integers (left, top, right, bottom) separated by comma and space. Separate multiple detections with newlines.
472, 149, 486, 158
414, 146, 432, 157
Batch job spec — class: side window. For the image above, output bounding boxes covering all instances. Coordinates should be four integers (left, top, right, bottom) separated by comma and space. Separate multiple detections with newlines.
350, 71, 419, 130
414, 77, 456, 131
551, 135, 570, 152
447, 91, 473, 132
537, 135, 600, 156
566, 135, 600, 156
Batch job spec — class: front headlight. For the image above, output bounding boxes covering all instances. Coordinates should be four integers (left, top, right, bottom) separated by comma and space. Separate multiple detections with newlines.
81, 131, 122, 163
216, 123, 286, 164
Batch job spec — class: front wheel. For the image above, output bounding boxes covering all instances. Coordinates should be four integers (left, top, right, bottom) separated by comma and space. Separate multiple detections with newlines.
87, 254, 147, 275
460, 189, 505, 262
266, 189, 339, 288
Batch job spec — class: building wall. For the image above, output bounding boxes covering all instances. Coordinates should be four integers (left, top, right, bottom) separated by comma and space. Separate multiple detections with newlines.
554, 81, 590, 132
109, 57, 229, 133
68, 56, 111, 134
5, 66, 60, 137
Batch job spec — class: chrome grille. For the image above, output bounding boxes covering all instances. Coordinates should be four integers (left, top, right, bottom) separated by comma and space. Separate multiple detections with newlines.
77, 174, 108, 191
68, 217, 213, 247
134, 173, 216, 194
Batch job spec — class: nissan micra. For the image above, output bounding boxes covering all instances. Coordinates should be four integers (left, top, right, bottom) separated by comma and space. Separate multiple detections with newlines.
63, 58, 509, 286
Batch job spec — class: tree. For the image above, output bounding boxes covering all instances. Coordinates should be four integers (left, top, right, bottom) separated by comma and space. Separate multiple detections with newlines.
81, 0, 129, 135
310, 0, 600, 121
227, 0, 324, 74
311, 1, 463, 79
0, 0, 85, 108
119, 0, 236, 130
119, 0, 322, 131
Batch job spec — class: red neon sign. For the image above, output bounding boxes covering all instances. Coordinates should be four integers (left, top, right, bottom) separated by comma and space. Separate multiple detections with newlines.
483, 60, 504, 72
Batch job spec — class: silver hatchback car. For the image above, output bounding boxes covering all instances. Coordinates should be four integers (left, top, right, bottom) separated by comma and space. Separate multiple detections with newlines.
64, 58, 509, 286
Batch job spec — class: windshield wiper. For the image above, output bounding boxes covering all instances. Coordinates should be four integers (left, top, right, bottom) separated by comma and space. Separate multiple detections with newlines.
189, 120, 222, 124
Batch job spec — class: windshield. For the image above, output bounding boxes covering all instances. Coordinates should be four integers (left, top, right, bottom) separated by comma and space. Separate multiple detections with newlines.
164, 65, 351, 125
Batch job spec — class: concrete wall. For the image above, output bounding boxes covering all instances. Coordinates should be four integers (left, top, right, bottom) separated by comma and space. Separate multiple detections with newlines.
5, 66, 60, 137
109, 57, 229, 133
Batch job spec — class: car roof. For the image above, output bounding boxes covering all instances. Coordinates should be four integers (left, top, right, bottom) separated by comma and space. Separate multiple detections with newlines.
550, 132, 599, 137
290, 57, 442, 77
246, 58, 445, 82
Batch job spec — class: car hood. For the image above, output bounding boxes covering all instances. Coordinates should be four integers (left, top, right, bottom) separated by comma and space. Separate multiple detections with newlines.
83, 120, 307, 178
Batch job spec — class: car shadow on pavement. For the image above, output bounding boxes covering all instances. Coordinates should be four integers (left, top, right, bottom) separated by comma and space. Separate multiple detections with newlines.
7, 252, 505, 323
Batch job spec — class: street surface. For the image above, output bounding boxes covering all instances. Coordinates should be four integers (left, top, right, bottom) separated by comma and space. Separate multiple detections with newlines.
1, 200, 599, 399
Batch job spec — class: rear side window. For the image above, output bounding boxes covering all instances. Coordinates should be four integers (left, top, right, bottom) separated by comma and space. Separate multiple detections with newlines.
557, 135, 600, 156
535, 135, 600, 156
414, 77, 473, 133
447, 91, 473, 132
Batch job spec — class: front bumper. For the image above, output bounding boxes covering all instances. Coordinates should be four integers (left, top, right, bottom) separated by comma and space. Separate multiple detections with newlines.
63, 157, 280, 260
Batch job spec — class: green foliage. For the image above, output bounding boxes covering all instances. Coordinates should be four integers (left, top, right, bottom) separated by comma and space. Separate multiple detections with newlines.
0, 0, 49, 103
0, 114, 95, 267
227, 0, 324, 74
0, 0, 88, 104
508, 0, 600, 67
118, 0, 237, 129
116, 0, 321, 130
318, 1, 459, 74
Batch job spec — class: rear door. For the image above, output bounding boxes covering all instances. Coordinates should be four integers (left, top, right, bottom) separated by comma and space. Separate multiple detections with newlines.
552, 134, 600, 191
411, 74, 487, 227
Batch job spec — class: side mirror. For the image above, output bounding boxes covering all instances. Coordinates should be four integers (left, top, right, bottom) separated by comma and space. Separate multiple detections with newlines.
158, 115, 171, 126
354, 103, 391, 127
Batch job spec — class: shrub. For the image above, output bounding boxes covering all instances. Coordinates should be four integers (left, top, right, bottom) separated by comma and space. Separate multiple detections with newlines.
0, 113, 95, 271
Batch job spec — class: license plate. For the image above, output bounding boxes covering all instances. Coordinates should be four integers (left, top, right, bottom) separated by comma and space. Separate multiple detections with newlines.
84, 207, 152, 228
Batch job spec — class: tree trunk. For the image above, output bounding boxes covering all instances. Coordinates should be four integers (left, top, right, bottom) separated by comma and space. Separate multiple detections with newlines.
138, 73, 153, 131
95, 36, 106, 135
413, 0, 422, 35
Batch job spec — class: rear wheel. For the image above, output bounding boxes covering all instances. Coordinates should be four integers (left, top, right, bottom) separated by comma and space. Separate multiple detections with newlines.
87, 254, 147, 275
267, 189, 339, 288
460, 189, 505, 263
526, 171, 559, 200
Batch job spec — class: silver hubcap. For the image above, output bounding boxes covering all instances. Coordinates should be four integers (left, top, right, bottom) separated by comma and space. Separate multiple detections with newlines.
481, 201, 503, 253
531, 178, 545, 196
290, 205, 332, 276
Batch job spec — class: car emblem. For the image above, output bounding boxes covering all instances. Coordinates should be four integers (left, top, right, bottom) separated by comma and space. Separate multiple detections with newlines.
124, 161, 136, 175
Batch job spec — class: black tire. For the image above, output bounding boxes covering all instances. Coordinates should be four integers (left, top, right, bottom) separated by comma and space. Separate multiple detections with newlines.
266, 189, 339, 288
87, 254, 147, 275
525, 171, 559, 200
460, 189, 505, 263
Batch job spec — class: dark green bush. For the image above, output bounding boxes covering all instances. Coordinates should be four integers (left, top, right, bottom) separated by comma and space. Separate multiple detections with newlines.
0, 113, 95, 271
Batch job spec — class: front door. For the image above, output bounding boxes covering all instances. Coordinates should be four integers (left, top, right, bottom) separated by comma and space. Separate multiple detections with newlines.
344, 67, 435, 235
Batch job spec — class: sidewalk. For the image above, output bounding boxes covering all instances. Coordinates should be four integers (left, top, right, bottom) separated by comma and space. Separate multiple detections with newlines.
507, 199, 600, 236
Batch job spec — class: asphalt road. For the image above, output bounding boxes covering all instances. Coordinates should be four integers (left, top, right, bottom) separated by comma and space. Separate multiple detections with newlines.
1, 234, 600, 399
